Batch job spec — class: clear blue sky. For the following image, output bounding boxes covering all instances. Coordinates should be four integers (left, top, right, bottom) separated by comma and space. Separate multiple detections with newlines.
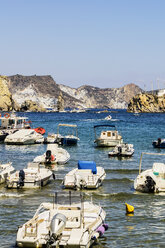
0, 0, 165, 90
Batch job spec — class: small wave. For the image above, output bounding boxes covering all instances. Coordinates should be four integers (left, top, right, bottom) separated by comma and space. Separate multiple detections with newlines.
0, 192, 26, 198
108, 178, 134, 183
106, 168, 139, 174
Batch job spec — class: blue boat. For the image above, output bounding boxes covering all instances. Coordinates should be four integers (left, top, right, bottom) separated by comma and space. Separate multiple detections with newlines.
57, 123, 79, 146
152, 138, 165, 148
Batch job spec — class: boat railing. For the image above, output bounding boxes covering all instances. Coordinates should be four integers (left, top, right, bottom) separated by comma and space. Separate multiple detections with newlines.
139, 152, 165, 174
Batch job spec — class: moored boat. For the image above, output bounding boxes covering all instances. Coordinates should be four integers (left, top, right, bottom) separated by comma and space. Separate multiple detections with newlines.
134, 152, 165, 193
33, 144, 70, 165
0, 162, 15, 184
57, 124, 79, 145
105, 115, 112, 120
5, 129, 44, 145
0, 112, 31, 141
6, 162, 53, 189
108, 143, 134, 157
94, 124, 123, 147
63, 160, 106, 189
152, 138, 165, 148
16, 192, 108, 248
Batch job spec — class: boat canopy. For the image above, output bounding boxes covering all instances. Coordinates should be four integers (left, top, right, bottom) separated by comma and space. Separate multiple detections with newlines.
78, 160, 97, 174
57, 123, 78, 137
94, 124, 116, 129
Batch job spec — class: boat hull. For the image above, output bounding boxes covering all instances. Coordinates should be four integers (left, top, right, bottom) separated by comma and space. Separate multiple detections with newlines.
6, 176, 51, 189
95, 139, 122, 147
60, 137, 78, 146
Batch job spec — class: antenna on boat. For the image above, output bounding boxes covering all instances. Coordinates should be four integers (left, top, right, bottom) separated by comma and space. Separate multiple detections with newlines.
69, 191, 71, 205
80, 192, 84, 228
53, 192, 58, 209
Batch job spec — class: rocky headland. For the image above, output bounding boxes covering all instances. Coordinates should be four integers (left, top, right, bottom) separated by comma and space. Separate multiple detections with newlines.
0, 74, 143, 112
127, 92, 165, 112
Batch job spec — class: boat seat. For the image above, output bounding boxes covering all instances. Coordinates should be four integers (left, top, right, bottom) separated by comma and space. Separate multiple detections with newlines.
76, 169, 92, 176
57, 210, 81, 228
67, 228, 84, 245
153, 163, 165, 175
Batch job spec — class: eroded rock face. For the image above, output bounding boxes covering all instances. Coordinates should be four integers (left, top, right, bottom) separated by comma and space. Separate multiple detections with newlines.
1, 74, 143, 111
0, 76, 19, 111
20, 100, 46, 112
127, 93, 165, 112
59, 83, 142, 109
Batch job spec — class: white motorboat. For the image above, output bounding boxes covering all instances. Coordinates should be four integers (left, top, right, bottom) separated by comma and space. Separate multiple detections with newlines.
5, 129, 44, 145
63, 161, 106, 189
105, 115, 112, 120
134, 152, 165, 193
6, 162, 53, 189
94, 124, 123, 147
44, 133, 59, 144
33, 144, 70, 165
108, 143, 134, 157
57, 124, 79, 145
0, 162, 15, 184
16, 192, 108, 248
0, 112, 31, 142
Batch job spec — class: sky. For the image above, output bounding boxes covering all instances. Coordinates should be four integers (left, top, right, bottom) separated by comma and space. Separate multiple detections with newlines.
0, 0, 165, 90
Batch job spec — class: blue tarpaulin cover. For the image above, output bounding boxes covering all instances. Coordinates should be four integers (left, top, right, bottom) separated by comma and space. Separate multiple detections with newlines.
78, 160, 97, 174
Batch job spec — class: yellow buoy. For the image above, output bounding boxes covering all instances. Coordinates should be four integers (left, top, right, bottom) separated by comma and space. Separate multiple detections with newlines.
125, 203, 134, 214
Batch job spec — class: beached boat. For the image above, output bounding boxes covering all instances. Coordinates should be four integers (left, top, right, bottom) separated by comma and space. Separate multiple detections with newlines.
57, 124, 79, 145
152, 138, 165, 148
5, 129, 44, 145
94, 124, 123, 147
33, 144, 70, 165
16, 192, 108, 248
6, 162, 53, 189
108, 143, 134, 157
134, 152, 165, 193
0, 162, 15, 184
63, 160, 106, 189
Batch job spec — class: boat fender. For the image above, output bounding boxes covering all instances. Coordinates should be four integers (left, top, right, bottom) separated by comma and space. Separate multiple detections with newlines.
51, 154, 55, 161
96, 225, 107, 237
50, 213, 67, 239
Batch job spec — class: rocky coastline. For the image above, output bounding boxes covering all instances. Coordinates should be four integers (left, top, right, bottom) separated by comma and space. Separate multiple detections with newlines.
127, 92, 165, 113
0, 74, 142, 112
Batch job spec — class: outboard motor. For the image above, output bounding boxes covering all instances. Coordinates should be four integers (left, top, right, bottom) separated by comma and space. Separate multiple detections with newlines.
45, 150, 52, 164
17, 170, 25, 188
145, 176, 156, 193
118, 146, 122, 155
47, 213, 66, 246
157, 138, 161, 146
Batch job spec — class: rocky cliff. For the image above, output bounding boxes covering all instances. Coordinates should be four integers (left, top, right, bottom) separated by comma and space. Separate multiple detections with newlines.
59, 83, 142, 109
0, 74, 143, 111
127, 93, 165, 112
0, 76, 19, 111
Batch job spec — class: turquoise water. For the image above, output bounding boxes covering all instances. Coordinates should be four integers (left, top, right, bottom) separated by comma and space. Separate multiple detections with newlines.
1, 110, 165, 247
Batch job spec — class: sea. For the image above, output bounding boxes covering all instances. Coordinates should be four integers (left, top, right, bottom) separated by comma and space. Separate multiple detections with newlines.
1, 110, 165, 248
